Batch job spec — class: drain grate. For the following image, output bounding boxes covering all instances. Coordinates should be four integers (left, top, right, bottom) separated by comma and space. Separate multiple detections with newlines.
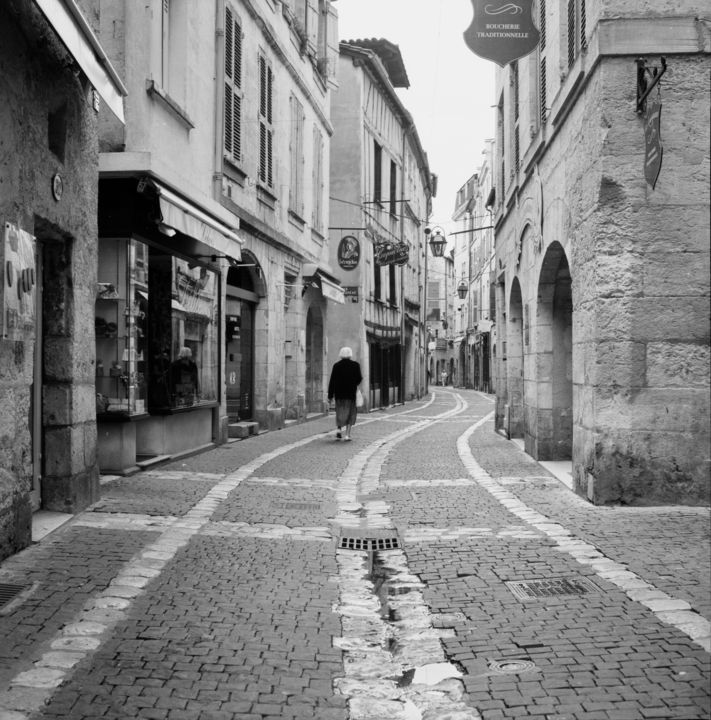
271, 501, 322, 511
506, 576, 599, 600
488, 658, 537, 675
339, 536, 401, 551
0, 583, 26, 610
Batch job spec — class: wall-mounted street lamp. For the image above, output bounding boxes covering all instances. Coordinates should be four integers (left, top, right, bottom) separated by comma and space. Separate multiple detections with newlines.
424, 226, 447, 257
457, 280, 469, 299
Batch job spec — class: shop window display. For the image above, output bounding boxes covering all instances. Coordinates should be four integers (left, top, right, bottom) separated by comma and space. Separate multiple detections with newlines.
96, 239, 219, 416
95, 238, 148, 416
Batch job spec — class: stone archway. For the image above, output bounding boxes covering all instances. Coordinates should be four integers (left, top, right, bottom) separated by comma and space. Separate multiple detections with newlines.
507, 277, 524, 438
305, 304, 324, 413
534, 242, 572, 460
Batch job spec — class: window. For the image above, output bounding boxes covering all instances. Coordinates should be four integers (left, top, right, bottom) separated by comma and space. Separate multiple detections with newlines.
160, 0, 186, 105
224, 5, 243, 164
497, 94, 505, 200
96, 240, 219, 416
389, 264, 397, 305
511, 61, 520, 175
289, 95, 305, 216
373, 260, 382, 300
161, 0, 170, 88
389, 160, 397, 216
538, 0, 547, 125
312, 126, 324, 232
147, 249, 219, 411
373, 140, 382, 203
259, 53, 274, 188
567, 0, 587, 68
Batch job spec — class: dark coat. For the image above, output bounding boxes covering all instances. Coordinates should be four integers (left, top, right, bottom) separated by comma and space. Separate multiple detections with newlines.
328, 358, 362, 401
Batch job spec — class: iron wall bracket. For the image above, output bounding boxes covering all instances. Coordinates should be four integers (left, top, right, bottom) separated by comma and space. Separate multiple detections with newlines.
636, 56, 667, 114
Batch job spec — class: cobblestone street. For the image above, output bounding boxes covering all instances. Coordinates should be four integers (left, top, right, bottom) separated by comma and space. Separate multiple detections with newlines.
1, 389, 709, 720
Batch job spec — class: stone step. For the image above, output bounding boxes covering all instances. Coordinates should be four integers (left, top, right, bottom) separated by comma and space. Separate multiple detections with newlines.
228, 421, 260, 439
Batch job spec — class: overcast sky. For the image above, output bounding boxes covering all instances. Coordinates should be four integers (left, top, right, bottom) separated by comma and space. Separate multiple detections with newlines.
336, 0, 496, 234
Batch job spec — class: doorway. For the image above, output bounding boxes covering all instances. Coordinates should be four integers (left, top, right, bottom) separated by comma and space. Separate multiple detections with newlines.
305, 305, 324, 413
536, 243, 573, 459
225, 295, 255, 421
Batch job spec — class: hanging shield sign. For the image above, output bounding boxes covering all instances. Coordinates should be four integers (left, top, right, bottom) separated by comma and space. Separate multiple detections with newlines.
643, 95, 663, 189
463, 1, 540, 67
374, 241, 409, 267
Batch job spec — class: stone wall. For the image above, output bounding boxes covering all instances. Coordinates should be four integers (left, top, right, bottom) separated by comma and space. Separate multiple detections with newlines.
497, 48, 710, 505
0, 1, 101, 559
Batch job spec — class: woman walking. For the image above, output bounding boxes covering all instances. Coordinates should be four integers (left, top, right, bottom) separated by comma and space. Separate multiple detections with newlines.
327, 346, 363, 441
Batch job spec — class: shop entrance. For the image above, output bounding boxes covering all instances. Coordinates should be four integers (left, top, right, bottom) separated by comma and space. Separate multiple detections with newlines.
305, 305, 324, 413
226, 258, 261, 422
225, 295, 255, 421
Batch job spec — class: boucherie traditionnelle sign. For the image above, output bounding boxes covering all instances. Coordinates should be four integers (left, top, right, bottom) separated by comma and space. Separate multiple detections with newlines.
464, 1, 540, 66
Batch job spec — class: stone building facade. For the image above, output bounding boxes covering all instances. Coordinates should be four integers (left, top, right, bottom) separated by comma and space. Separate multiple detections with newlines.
452, 139, 496, 392
0, 0, 125, 559
328, 40, 433, 407
94, 0, 340, 473
492, 0, 710, 504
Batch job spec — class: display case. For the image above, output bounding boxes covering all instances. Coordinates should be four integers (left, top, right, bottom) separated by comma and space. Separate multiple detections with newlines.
95, 238, 148, 416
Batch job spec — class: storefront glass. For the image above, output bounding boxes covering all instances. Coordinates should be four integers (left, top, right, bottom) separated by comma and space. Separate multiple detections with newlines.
96, 238, 219, 416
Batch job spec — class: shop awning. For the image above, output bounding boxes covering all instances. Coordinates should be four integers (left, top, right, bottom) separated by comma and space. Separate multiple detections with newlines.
33, 0, 127, 123
156, 184, 243, 260
302, 263, 345, 304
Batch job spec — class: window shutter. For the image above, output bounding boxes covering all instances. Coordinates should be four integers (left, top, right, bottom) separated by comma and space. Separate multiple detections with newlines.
580, 0, 587, 49
305, 0, 318, 54
234, 18, 242, 87
233, 93, 241, 160
224, 84, 233, 155
540, 57, 547, 124
539, 0, 546, 49
225, 8, 233, 80
224, 6, 242, 163
259, 56, 266, 117
325, 2, 339, 88
259, 55, 274, 189
567, 0, 575, 68
259, 123, 267, 183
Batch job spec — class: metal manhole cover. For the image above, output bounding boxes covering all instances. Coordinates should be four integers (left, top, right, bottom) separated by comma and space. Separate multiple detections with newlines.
339, 536, 401, 551
489, 658, 537, 674
272, 501, 322, 511
0, 583, 26, 610
506, 577, 599, 600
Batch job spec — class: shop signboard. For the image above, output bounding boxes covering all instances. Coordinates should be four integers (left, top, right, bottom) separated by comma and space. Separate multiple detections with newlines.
644, 95, 663, 189
343, 286, 359, 303
2, 223, 36, 340
374, 241, 409, 267
337, 235, 360, 270
463, 0, 540, 66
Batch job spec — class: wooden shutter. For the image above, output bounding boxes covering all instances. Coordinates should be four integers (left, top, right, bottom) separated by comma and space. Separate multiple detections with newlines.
224, 6, 242, 162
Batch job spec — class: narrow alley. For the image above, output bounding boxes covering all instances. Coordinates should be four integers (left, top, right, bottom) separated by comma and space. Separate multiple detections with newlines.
1, 389, 709, 720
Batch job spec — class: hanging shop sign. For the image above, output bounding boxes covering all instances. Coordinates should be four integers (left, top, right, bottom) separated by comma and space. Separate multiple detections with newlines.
643, 94, 663, 189
463, 0, 540, 67
374, 241, 409, 267
1, 223, 36, 340
365, 223, 409, 267
337, 235, 360, 270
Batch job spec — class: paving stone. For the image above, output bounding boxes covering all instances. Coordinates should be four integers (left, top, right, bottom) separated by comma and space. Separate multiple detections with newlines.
0, 393, 708, 720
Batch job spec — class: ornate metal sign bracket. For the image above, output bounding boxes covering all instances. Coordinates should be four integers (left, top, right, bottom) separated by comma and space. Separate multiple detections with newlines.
636, 56, 666, 114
